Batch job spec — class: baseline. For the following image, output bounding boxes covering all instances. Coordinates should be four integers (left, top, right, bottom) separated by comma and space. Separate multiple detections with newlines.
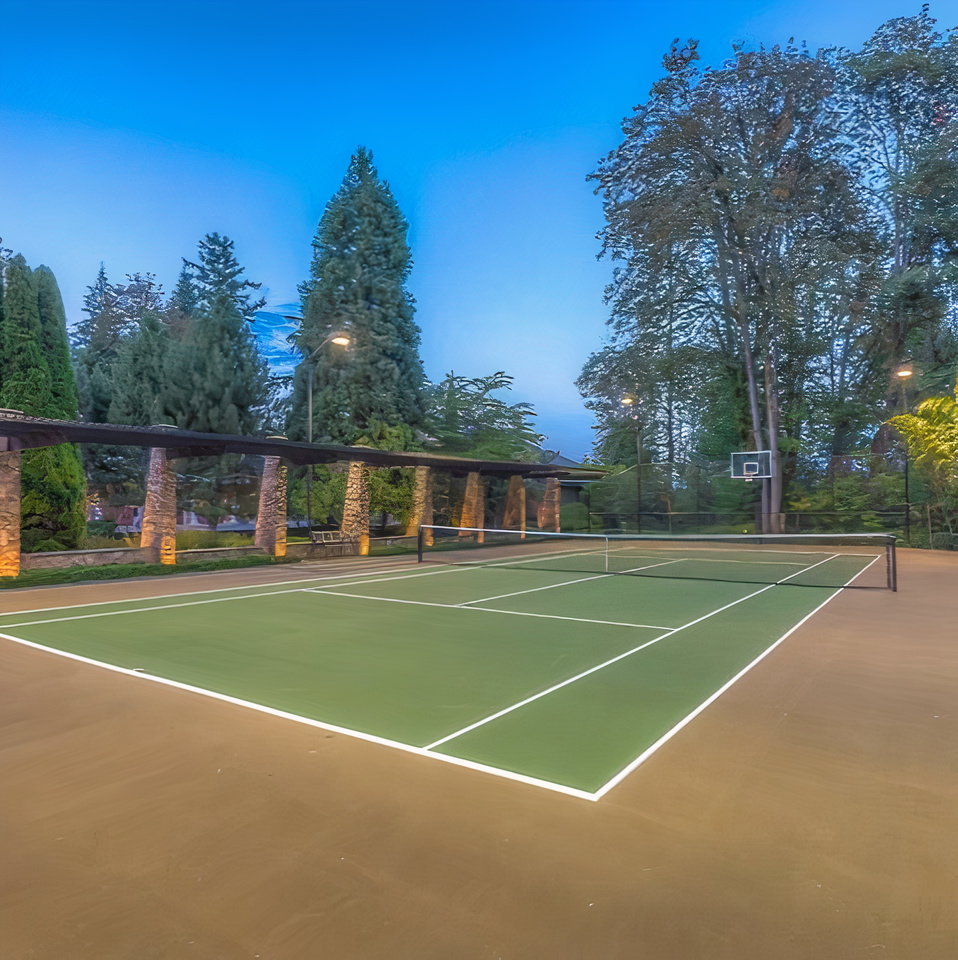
0, 630, 597, 802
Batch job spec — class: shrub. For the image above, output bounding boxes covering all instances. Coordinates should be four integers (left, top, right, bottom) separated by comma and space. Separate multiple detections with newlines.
931, 532, 958, 551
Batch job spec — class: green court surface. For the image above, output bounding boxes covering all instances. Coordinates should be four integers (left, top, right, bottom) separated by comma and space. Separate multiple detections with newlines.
0, 553, 875, 800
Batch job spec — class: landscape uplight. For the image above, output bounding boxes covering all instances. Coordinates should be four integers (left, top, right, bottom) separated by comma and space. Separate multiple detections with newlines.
331, 335, 350, 346
897, 367, 913, 378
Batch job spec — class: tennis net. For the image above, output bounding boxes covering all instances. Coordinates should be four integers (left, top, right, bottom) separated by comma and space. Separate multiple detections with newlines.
417, 525, 897, 591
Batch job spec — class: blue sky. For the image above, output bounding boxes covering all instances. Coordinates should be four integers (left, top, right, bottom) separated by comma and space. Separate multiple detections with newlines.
1, 0, 949, 459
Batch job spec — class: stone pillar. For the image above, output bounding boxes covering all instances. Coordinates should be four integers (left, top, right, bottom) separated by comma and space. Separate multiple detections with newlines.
537, 477, 561, 532
341, 460, 370, 556
0, 451, 22, 577
405, 466, 433, 545
502, 475, 526, 539
140, 447, 177, 565
459, 471, 485, 543
255, 456, 288, 557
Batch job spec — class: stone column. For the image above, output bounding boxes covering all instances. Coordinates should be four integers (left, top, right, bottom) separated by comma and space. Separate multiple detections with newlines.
341, 460, 370, 556
405, 466, 434, 545
502, 475, 526, 539
0, 451, 22, 577
537, 477, 561, 532
459, 471, 485, 543
255, 456, 288, 557
140, 447, 177, 565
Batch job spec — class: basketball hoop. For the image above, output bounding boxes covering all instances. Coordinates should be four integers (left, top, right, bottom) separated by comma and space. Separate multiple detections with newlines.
730, 450, 773, 480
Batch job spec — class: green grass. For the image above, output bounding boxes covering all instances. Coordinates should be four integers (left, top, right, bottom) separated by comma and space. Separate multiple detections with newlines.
0, 553, 290, 590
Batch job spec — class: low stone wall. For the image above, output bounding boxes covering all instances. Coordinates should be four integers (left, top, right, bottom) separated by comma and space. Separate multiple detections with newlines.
19, 540, 361, 571
21, 547, 154, 570
177, 546, 266, 564
285, 540, 357, 561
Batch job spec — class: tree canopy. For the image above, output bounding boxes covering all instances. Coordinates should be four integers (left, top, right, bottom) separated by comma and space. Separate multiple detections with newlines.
582, 11, 958, 531
289, 147, 426, 445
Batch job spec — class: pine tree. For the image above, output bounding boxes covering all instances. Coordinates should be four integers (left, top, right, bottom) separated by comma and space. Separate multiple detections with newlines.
35, 265, 79, 418
290, 147, 426, 444
0, 255, 49, 412
182, 233, 265, 321
163, 290, 269, 434
168, 263, 199, 315
0, 257, 86, 550
74, 269, 166, 496
108, 309, 171, 427
73, 261, 113, 348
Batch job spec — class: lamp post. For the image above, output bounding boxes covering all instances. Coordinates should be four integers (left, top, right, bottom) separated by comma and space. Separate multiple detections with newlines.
621, 397, 642, 533
896, 361, 913, 542
302, 330, 350, 541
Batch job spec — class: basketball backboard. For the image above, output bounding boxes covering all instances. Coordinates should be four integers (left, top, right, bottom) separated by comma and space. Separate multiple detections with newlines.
730, 450, 773, 479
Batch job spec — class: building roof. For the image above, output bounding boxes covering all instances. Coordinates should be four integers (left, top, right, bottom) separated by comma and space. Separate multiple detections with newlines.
0, 413, 603, 479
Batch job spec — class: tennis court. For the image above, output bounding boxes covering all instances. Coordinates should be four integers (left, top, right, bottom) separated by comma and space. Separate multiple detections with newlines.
0, 530, 896, 799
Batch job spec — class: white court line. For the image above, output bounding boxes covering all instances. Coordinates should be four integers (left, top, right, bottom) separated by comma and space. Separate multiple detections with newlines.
593, 556, 874, 799
0, 630, 595, 802
0, 546, 663, 630
0, 557, 574, 629
421, 552, 842, 752
603, 546, 833, 568
456, 559, 685, 607
0, 550, 872, 803
302, 589, 672, 631
0, 560, 421, 619
0, 585, 336, 629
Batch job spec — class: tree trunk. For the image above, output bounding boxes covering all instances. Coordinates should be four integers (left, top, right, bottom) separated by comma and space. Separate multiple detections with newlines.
341, 461, 370, 555
740, 324, 769, 530
764, 343, 785, 534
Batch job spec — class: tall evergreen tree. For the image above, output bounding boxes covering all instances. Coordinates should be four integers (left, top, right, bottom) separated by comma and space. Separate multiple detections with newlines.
107, 309, 172, 427
73, 261, 113, 348
35, 265, 79, 417
163, 290, 269, 434
290, 147, 426, 444
0, 255, 49, 412
182, 233, 265, 321
0, 256, 86, 550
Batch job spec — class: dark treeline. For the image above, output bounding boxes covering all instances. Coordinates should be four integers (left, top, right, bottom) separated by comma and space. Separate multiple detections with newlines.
3, 148, 540, 543
579, 7, 958, 536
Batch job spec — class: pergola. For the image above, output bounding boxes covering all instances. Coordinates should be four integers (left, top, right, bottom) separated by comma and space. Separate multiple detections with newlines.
0, 413, 597, 575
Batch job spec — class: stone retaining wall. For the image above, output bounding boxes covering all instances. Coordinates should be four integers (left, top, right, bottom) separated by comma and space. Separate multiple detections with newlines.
19, 540, 361, 571
21, 547, 155, 570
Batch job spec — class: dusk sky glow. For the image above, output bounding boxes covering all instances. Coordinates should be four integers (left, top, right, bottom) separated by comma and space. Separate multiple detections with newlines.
2, 0, 948, 458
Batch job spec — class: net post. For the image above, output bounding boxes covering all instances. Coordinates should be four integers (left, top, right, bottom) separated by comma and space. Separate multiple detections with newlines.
888, 541, 897, 592
417, 525, 424, 563
605, 535, 609, 573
